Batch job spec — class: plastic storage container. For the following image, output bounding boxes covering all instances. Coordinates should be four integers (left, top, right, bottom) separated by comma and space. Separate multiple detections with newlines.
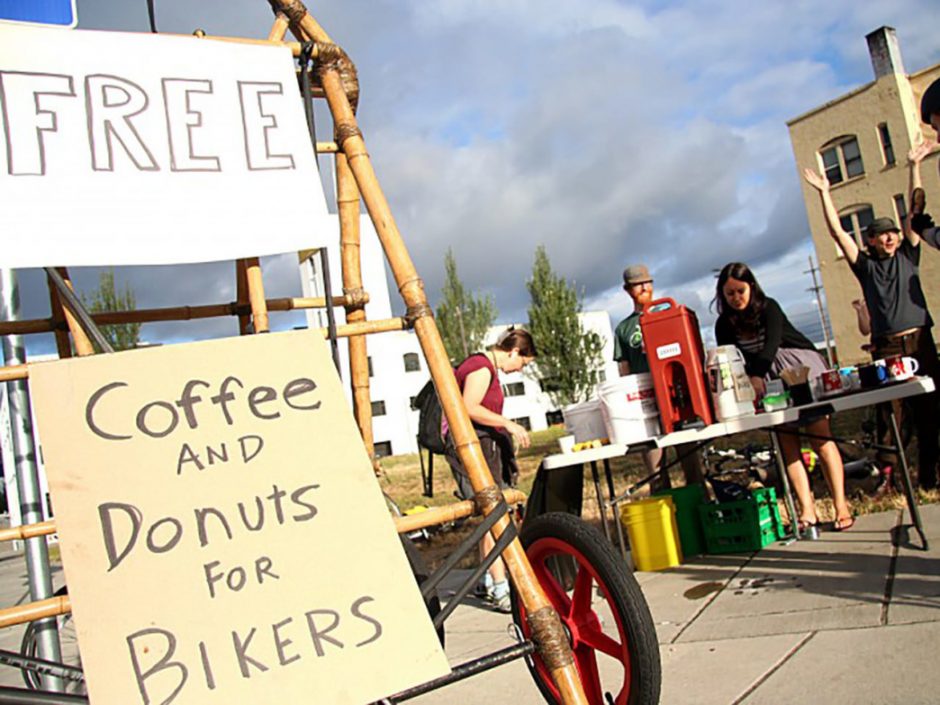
598, 373, 661, 444
698, 487, 784, 554
705, 346, 756, 420
620, 497, 683, 571
562, 399, 607, 443
653, 484, 706, 556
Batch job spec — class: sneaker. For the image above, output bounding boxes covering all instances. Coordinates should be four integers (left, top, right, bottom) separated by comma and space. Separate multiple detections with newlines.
488, 580, 512, 614
492, 591, 512, 614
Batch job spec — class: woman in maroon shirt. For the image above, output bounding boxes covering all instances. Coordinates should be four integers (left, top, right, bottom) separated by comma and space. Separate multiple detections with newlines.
445, 328, 537, 611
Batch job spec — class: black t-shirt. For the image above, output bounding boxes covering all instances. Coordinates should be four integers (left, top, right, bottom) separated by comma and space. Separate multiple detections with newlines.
715, 298, 816, 377
851, 240, 931, 337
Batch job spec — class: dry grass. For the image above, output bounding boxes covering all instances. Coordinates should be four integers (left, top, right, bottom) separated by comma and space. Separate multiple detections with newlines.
379, 410, 938, 568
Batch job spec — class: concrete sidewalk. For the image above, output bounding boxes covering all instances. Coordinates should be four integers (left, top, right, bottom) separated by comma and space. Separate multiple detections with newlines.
0, 507, 937, 703
410, 504, 940, 704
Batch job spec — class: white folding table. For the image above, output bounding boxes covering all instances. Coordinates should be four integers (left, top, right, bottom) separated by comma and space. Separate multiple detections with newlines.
540, 376, 935, 556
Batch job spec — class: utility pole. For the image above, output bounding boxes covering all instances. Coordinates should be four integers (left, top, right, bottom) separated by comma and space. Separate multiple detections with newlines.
805, 255, 835, 366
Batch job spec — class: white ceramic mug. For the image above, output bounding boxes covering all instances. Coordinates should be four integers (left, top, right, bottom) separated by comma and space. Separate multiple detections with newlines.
885, 355, 919, 381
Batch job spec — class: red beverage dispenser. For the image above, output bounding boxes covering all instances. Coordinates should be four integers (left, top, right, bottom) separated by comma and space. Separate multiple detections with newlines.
640, 298, 714, 434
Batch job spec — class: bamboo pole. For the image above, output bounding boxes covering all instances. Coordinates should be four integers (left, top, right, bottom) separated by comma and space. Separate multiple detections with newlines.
46, 269, 72, 359
235, 260, 252, 335
0, 293, 370, 336
52, 268, 94, 356
0, 520, 56, 542
336, 152, 375, 457
0, 364, 27, 382
268, 11, 291, 42
0, 595, 70, 629
392, 490, 526, 534
244, 258, 269, 333
306, 31, 588, 705
0, 317, 408, 383
185, 32, 303, 56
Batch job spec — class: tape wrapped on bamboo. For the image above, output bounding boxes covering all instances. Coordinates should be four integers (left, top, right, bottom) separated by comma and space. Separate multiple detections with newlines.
0, 520, 56, 543
392, 490, 526, 534
312, 41, 588, 705
0, 594, 71, 629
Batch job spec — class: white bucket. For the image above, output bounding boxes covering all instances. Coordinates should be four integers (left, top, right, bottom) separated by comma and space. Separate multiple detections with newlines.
562, 399, 607, 443
598, 374, 661, 444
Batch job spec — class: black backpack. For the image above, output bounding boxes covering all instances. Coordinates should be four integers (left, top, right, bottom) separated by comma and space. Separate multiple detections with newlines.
413, 379, 447, 453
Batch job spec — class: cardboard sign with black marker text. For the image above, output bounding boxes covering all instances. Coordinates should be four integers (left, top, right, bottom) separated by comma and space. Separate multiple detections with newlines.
29, 330, 449, 705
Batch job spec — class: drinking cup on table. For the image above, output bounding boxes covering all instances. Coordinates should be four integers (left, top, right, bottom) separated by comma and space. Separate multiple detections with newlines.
789, 382, 813, 406
558, 434, 575, 453
819, 369, 842, 396
885, 355, 919, 382
858, 361, 887, 389
838, 366, 859, 392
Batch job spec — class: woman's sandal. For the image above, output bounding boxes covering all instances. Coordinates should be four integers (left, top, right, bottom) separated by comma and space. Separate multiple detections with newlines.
833, 515, 856, 532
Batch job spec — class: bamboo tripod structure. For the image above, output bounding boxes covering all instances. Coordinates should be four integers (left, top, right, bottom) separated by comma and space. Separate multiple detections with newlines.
0, 4, 590, 702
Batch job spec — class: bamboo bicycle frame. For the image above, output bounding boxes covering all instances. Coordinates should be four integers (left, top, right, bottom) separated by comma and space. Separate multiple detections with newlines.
0, 3, 589, 702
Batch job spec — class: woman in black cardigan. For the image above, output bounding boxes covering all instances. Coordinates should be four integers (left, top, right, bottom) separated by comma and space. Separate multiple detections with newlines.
715, 262, 852, 531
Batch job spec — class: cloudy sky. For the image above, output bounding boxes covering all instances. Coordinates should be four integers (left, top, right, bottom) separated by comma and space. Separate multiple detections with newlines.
7, 0, 940, 355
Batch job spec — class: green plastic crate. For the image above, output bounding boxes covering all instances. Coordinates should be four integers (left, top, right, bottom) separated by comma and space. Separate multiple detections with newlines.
654, 484, 706, 556
699, 487, 784, 554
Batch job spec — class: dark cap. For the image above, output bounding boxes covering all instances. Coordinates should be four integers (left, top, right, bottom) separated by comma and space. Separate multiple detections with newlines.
622, 264, 652, 285
865, 217, 900, 238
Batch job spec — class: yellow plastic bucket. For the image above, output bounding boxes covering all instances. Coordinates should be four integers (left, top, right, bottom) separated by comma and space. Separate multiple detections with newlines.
620, 497, 683, 571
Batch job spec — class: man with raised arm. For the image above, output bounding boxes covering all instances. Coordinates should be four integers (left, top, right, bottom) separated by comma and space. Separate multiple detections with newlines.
803, 167, 939, 489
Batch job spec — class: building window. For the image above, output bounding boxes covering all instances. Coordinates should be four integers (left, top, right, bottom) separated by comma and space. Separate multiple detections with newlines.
371, 400, 386, 416
367, 356, 373, 377
545, 410, 564, 426
838, 204, 875, 248
403, 352, 421, 372
821, 136, 864, 185
409, 395, 418, 410
511, 416, 531, 431
374, 441, 393, 458
503, 381, 526, 397
878, 123, 895, 166
597, 370, 607, 384
894, 194, 907, 222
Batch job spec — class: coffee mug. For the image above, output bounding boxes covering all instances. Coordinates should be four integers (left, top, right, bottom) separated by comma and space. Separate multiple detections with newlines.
885, 355, 919, 382
858, 361, 887, 389
819, 369, 842, 395
838, 366, 860, 392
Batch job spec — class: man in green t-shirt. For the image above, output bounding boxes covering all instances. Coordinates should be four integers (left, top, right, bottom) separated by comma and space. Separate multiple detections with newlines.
612, 264, 663, 475
614, 264, 654, 375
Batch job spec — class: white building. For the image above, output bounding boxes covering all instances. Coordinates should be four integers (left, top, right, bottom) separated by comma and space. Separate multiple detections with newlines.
300, 217, 619, 457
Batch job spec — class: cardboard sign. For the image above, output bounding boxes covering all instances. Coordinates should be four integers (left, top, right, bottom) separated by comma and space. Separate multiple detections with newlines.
29, 331, 449, 705
0, 25, 330, 266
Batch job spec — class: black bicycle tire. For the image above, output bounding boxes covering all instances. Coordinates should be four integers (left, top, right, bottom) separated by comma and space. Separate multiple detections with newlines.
511, 512, 660, 705
19, 586, 85, 693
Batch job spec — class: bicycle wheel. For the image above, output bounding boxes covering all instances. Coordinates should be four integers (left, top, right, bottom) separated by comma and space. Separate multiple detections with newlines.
511, 513, 660, 705
20, 587, 85, 694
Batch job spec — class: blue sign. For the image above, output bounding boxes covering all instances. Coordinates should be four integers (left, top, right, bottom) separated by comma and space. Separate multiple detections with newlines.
0, 0, 77, 27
